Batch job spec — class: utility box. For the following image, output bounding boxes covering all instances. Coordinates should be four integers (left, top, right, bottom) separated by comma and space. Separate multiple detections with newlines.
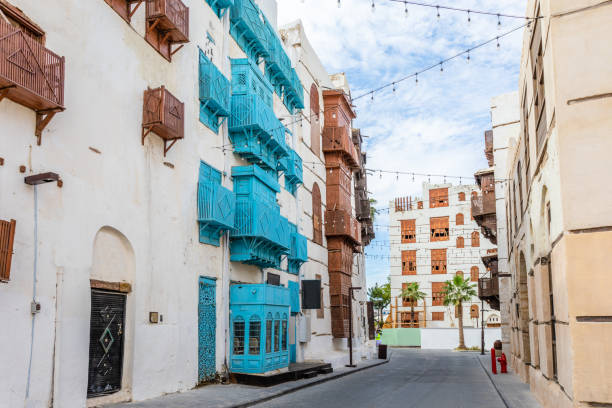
297, 314, 311, 343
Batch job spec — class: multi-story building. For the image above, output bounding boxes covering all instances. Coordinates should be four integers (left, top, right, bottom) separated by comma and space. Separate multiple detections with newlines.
389, 183, 498, 329
473, 92, 520, 356
498, 1, 612, 407
0, 1, 374, 406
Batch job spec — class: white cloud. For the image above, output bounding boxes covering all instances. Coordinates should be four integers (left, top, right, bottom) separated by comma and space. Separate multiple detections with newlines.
277, 0, 527, 287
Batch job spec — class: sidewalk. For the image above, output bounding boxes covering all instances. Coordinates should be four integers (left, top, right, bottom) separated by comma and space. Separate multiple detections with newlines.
476, 354, 542, 408
106, 358, 389, 408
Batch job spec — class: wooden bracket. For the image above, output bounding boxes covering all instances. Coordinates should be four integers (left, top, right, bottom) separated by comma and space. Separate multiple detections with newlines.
0, 85, 16, 103
170, 44, 184, 56
128, 0, 144, 20
163, 139, 178, 157
141, 126, 153, 145
35, 108, 62, 145
147, 18, 160, 34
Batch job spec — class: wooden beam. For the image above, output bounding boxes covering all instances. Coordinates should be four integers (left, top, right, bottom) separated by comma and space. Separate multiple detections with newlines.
35, 109, 61, 145
0, 85, 16, 103
128, 0, 144, 19
170, 44, 184, 56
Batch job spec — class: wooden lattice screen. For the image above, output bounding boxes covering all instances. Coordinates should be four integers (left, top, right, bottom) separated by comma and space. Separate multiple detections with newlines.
0, 219, 17, 282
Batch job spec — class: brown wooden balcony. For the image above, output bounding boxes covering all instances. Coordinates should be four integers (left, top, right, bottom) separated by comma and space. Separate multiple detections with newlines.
142, 86, 184, 156
0, 18, 64, 144
471, 192, 496, 218
478, 277, 499, 298
484, 130, 494, 167
145, 0, 189, 61
325, 209, 361, 247
323, 126, 360, 168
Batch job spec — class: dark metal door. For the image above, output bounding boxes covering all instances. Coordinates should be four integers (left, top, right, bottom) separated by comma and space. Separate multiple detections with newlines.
198, 277, 216, 382
87, 290, 126, 398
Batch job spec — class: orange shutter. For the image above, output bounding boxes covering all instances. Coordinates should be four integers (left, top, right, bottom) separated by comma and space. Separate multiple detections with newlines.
401, 250, 417, 275
431, 249, 447, 274
430, 216, 449, 241
456, 213, 464, 225
312, 183, 322, 245
431, 282, 445, 306
471, 266, 479, 282
432, 312, 444, 321
0, 219, 17, 282
429, 188, 449, 208
470, 304, 479, 319
458, 192, 465, 201
456, 236, 464, 248
471, 231, 480, 247
400, 219, 416, 243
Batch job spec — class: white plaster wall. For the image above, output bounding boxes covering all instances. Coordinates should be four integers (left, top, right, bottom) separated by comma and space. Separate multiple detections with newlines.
389, 183, 496, 329
420, 328, 502, 350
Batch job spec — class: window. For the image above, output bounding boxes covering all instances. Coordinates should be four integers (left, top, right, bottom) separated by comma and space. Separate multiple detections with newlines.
282, 316, 288, 351
249, 316, 261, 354
431, 249, 447, 274
401, 250, 417, 275
265, 314, 272, 353
530, 7, 547, 154
471, 266, 479, 282
432, 312, 444, 321
417, 201, 423, 209
0, 219, 17, 282
312, 183, 323, 245
316, 274, 324, 318
0, 1, 45, 43
401, 283, 416, 307
401, 219, 416, 243
458, 192, 466, 201
310, 83, 321, 156
429, 188, 449, 208
513, 183, 518, 231
400, 312, 418, 328
432, 282, 445, 306
456, 213, 464, 226
456, 236, 464, 248
471, 191, 478, 199
456, 271, 464, 278
430, 217, 449, 241
233, 318, 245, 355
522, 88, 531, 187
274, 315, 280, 352
470, 304, 479, 319
471, 231, 480, 247
518, 162, 524, 213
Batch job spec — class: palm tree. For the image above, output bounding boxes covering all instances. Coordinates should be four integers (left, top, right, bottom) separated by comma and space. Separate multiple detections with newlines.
400, 282, 426, 328
442, 275, 477, 349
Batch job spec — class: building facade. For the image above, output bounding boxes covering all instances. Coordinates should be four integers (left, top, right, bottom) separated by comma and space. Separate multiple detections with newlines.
0, 1, 374, 407
497, 1, 612, 407
389, 183, 498, 329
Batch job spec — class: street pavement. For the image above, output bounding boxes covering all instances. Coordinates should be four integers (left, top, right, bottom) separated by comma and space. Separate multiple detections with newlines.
252, 349, 542, 408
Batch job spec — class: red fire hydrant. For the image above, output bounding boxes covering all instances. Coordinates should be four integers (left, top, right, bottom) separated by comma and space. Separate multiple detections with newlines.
490, 348, 497, 374
497, 353, 508, 374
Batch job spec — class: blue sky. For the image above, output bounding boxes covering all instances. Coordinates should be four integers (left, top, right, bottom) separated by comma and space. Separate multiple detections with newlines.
277, 0, 527, 288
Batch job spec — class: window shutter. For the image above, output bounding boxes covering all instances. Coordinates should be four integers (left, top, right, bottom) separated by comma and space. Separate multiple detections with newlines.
312, 183, 322, 245
471, 231, 480, 247
431, 282, 445, 306
471, 266, 479, 282
310, 83, 321, 157
431, 249, 446, 274
456, 213, 464, 225
470, 304, 479, 319
456, 236, 464, 248
0, 219, 17, 282
400, 219, 416, 243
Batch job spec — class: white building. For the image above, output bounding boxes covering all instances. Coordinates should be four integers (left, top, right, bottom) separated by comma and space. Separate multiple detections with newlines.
388, 183, 498, 329
0, 0, 373, 407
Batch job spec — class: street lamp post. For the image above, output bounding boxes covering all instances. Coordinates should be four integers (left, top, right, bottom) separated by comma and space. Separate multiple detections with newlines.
481, 299, 485, 355
347, 286, 362, 368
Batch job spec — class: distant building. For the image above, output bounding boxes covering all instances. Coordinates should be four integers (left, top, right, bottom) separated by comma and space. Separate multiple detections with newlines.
388, 183, 497, 329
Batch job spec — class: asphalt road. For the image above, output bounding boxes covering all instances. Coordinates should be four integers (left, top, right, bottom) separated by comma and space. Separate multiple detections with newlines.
252, 349, 529, 408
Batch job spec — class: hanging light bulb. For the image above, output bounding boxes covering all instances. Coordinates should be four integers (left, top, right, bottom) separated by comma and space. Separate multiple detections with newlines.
497, 14, 502, 29
467, 49, 471, 63
436, 5, 440, 20
496, 36, 500, 49
415, 73, 418, 85
392, 82, 396, 93
404, 1, 408, 18
396, 172, 399, 181
440, 62, 444, 72
467, 10, 471, 24
371, 0, 375, 12
337, 0, 341, 8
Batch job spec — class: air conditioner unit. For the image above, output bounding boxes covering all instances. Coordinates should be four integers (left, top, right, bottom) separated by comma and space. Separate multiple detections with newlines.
297, 314, 311, 343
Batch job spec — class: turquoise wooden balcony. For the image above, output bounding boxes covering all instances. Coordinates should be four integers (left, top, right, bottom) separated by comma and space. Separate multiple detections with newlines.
288, 223, 308, 275
284, 149, 303, 186
230, 0, 270, 60
205, 0, 233, 17
229, 94, 288, 170
231, 59, 273, 108
198, 161, 235, 246
229, 284, 289, 374
230, 165, 290, 268
199, 50, 230, 133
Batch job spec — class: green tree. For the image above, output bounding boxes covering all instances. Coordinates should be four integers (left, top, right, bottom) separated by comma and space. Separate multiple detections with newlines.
369, 198, 378, 221
400, 282, 426, 328
368, 280, 390, 329
442, 275, 477, 349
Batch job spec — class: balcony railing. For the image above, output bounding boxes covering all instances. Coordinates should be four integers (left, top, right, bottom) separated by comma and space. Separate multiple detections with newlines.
199, 51, 230, 117
322, 126, 360, 168
198, 181, 235, 230
0, 18, 64, 142
325, 209, 361, 246
478, 277, 499, 298
283, 149, 303, 186
230, 0, 269, 59
471, 192, 496, 218
288, 223, 308, 274
146, 0, 189, 43
142, 86, 184, 156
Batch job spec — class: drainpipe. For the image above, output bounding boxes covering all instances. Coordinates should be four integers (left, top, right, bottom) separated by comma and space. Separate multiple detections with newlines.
25, 185, 39, 400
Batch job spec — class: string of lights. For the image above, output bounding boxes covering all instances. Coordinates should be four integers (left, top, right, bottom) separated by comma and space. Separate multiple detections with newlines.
382, 0, 536, 21
353, 22, 529, 101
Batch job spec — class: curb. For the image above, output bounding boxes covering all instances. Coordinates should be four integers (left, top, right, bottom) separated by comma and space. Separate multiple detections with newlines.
233, 357, 391, 408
